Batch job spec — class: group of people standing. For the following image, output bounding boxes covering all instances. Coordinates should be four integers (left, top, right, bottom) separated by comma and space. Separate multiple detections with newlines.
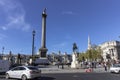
80, 61, 97, 69
80, 61, 112, 71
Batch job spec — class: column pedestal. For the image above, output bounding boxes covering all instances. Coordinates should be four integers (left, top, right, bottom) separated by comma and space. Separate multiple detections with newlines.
39, 48, 48, 58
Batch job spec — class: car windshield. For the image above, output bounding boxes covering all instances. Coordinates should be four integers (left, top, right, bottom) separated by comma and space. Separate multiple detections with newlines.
27, 66, 38, 70
113, 64, 120, 67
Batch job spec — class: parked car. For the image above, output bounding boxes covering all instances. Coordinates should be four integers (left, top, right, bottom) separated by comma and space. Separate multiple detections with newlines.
0, 60, 10, 73
6, 66, 41, 80
110, 63, 120, 73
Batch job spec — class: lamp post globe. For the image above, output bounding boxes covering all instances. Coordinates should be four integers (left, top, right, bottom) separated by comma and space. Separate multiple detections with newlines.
32, 30, 35, 36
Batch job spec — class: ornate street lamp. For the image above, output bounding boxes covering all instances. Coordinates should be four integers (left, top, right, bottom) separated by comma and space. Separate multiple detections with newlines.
32, 30, 35, 64
2, 47, 4, 59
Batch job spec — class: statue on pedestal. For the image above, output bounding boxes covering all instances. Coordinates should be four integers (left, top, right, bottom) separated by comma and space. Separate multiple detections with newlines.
71, 43, 79, 68
71, 52, 79, 68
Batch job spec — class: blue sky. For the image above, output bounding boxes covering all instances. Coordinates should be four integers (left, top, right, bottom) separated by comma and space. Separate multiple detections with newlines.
0, 0, 120, 55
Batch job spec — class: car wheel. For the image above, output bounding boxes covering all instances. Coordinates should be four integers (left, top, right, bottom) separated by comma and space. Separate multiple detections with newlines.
21, 75, 27, 80
6, 73, 10, 79
118, 70, 120, 74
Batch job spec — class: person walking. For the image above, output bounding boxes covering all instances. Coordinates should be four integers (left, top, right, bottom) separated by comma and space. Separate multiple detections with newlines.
104, 62, 107, 71
57, 63, 59, 68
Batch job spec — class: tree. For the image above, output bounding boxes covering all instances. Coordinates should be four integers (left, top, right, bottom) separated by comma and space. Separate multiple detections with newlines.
78, 52, 86, 61
78, 46, 103, 62
87, 46, 102, 61
86, 49, 93, 61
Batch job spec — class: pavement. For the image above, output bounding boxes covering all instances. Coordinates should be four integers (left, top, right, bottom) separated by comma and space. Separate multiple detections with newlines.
40, 65, 109, 74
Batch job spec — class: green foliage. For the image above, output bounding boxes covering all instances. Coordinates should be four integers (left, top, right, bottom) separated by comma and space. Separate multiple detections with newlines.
78, 47, 102, 61
78, 52, 85, 61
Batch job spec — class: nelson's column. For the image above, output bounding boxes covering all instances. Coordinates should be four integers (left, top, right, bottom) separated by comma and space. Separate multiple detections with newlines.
39, 8, 48, 58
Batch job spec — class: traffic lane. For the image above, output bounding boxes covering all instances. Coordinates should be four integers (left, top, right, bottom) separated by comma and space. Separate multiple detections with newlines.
0, 75, 15, 80
0, 73, 120, 80
40, 73, 120, 80
0, 74, 50, 80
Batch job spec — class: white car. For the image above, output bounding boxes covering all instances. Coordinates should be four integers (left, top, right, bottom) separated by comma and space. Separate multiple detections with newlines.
110, 63, 120, 73
6, 66, 41, 80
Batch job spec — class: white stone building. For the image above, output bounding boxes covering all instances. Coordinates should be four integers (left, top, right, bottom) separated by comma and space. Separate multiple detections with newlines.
99, 41, 120, 62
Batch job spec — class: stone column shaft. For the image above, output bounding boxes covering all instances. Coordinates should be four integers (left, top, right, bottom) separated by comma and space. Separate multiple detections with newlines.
41, 13, 47, 48
39, 8, 48, 58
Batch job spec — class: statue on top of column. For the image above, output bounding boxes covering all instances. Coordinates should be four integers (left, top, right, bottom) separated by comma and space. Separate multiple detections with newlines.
43, 8, 47, 14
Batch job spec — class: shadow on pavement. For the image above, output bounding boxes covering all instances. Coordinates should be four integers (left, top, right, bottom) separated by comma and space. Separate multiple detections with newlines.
0, 75, 55, 80
36, 76, 56, 80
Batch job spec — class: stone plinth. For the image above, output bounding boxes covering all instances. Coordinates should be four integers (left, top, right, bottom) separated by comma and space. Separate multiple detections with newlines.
71, 53, 79, 68
39, 48, 48, 58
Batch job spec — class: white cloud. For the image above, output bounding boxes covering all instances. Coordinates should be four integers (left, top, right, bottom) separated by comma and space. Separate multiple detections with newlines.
0, 0, 31, 31
1, 26, 7, 30
52, 42, 68, 48
0, 33, 7, 40
65, 34, 72, 39
52, 35, 72, 49
62, 11, 77, 15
